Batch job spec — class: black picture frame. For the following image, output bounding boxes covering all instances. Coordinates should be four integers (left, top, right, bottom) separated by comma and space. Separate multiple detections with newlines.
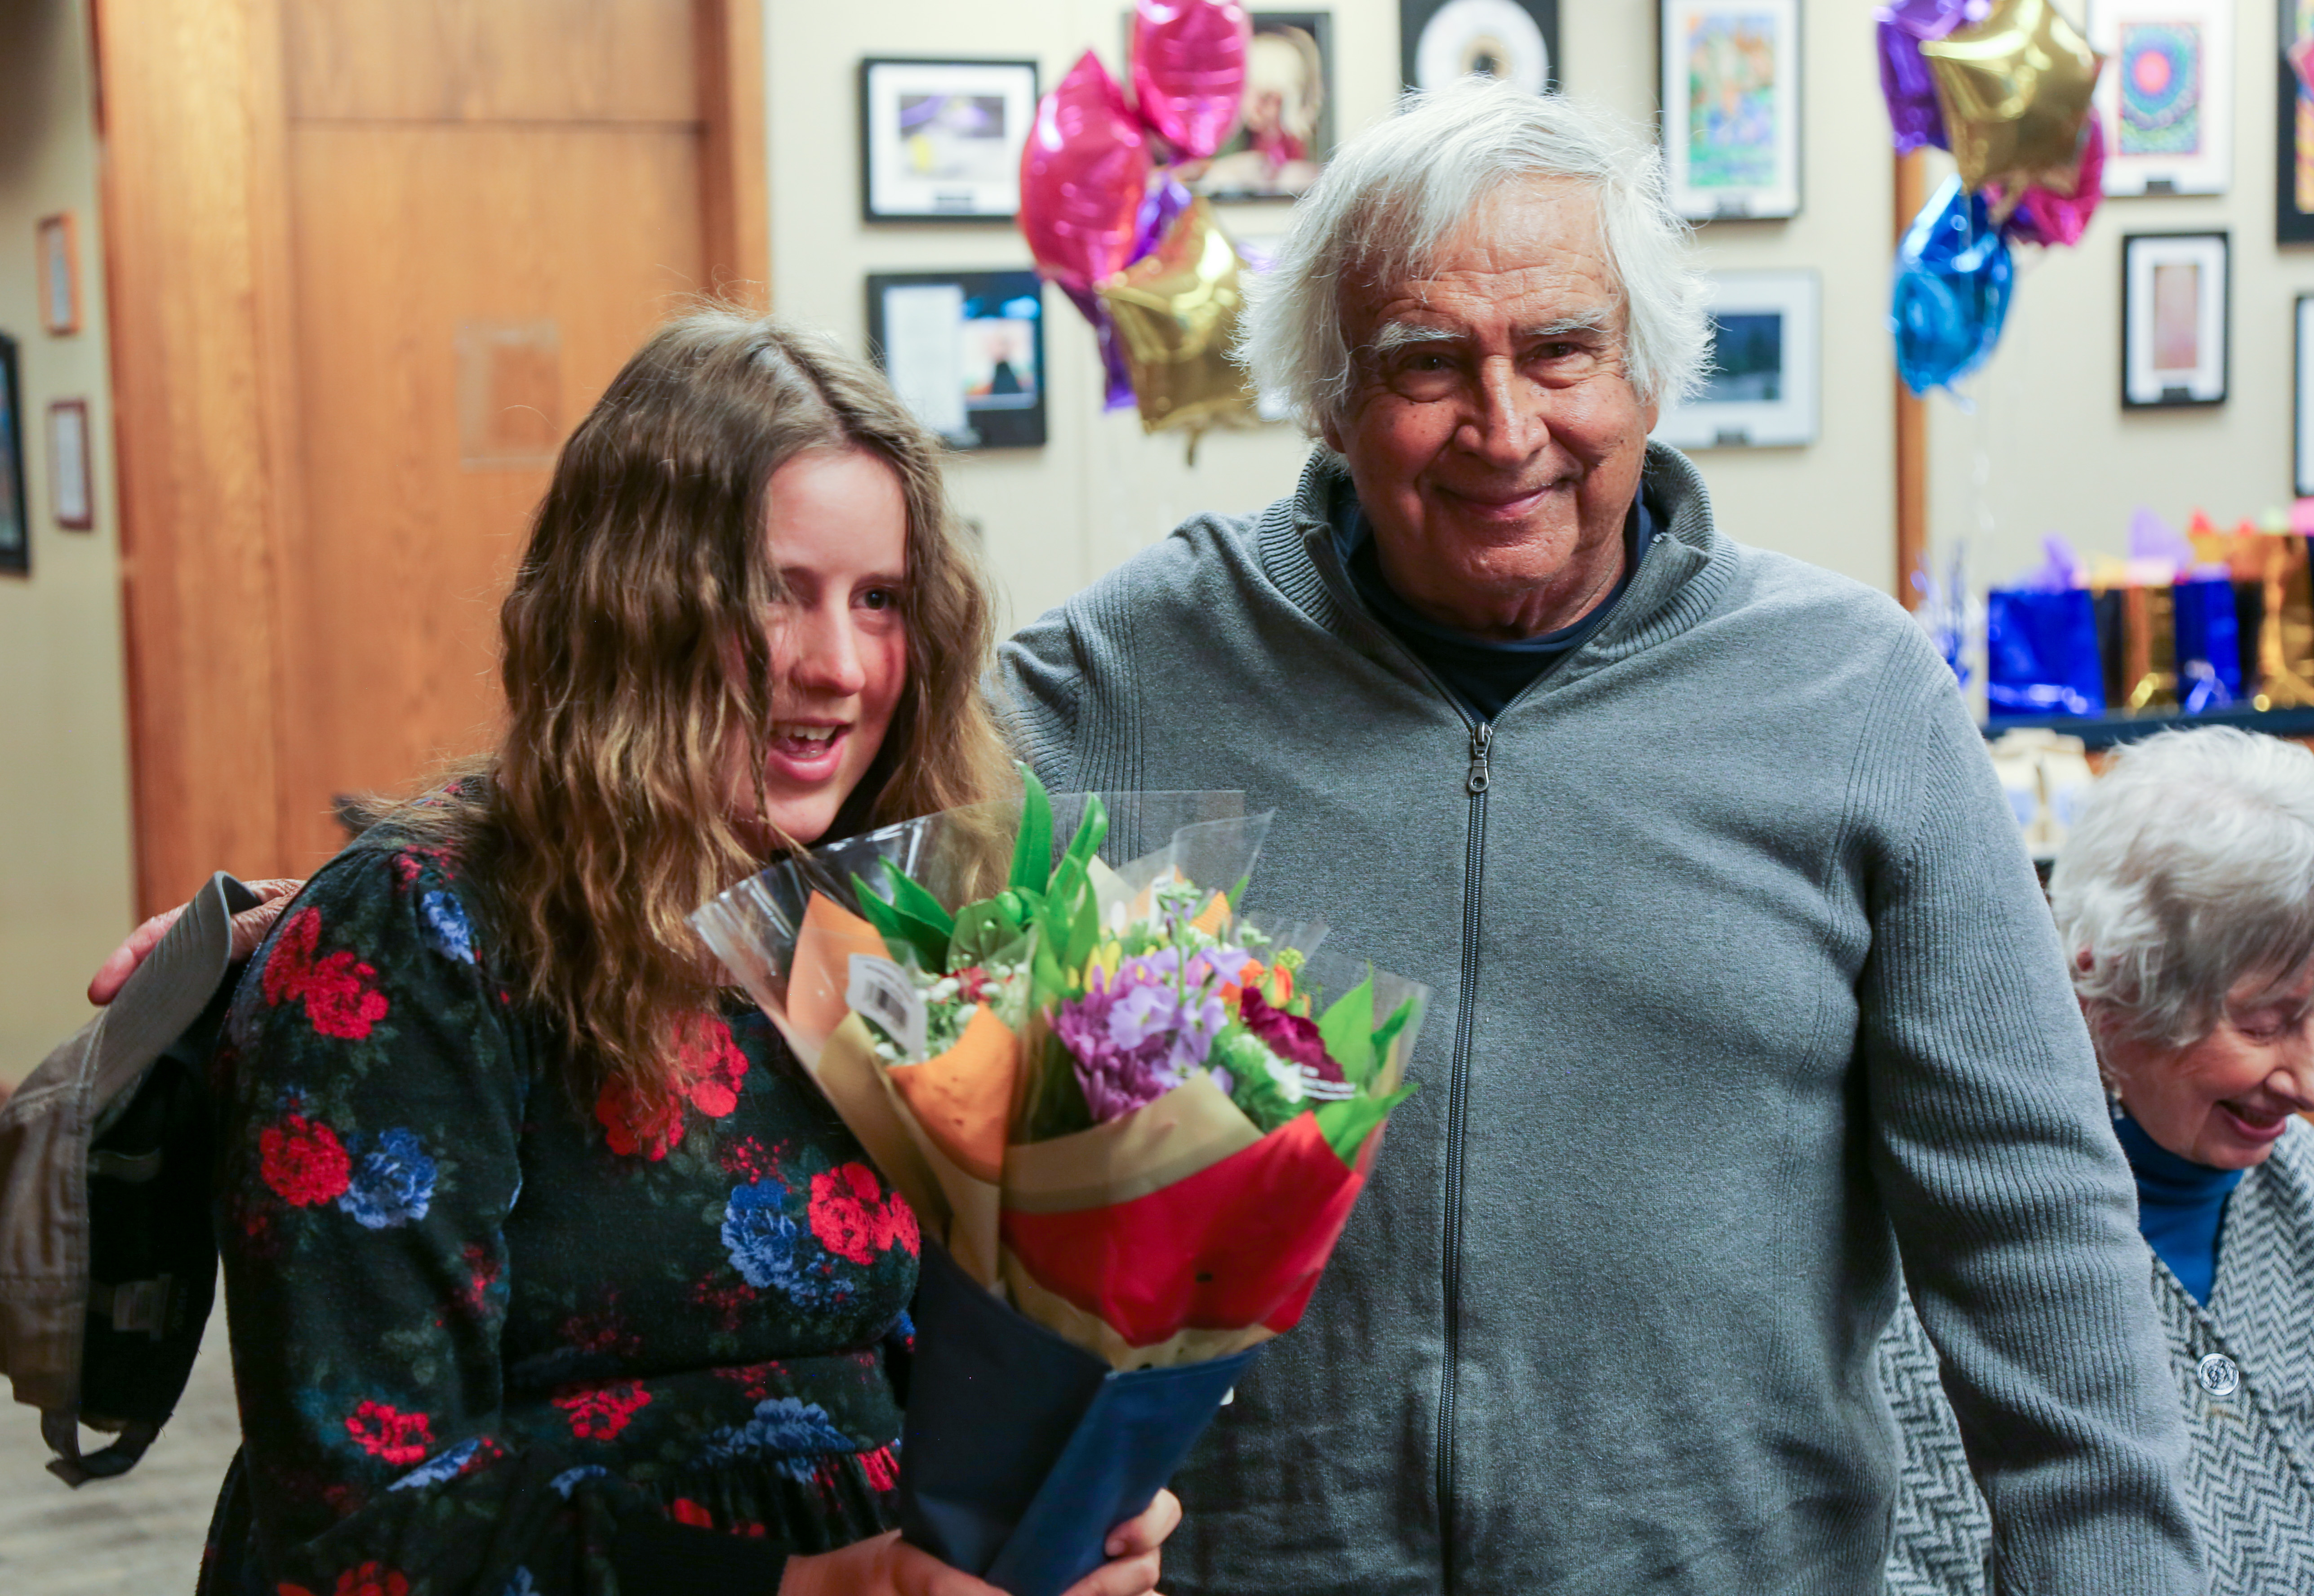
859, 58, 1041, 224
1400, 0, 1560, 94
2296, 294, 2314, 495
2120, 231, 2230, 410
865, 270, 1048, 451
0, 333, 27, 576
2280, 1, 2314, 242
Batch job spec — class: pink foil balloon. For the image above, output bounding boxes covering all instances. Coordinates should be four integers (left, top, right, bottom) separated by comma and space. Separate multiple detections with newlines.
2001, 118, 2105, 248
1131, 0, 1250, 161
1019, 52, 1150, 293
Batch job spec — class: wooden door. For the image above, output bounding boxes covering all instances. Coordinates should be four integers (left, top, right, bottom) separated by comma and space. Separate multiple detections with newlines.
96, 0, 765, 910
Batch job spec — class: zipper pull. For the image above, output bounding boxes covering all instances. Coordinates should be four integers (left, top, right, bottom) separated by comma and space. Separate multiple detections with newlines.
1466, 723, 1492, 795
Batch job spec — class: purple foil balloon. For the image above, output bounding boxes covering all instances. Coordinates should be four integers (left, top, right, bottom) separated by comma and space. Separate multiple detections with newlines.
1131, 174, 1195, 263
1877, 0, 1986, 40
1130, 0, 1250, 161
1064, 284, 1139, 411
1878, 19, 1948, 153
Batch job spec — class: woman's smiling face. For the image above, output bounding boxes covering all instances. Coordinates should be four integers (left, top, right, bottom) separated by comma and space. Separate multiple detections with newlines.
731, 447, 909, 853
2104, 961, 2314, 1169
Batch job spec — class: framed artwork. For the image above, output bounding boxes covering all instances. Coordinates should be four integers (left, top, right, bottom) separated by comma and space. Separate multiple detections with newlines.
2121, 231, 2228, 409
36, 213, 79, 335
1400, 0, 1558, 94
2282, 1, 2314, 240
2297, 296, 2314, 495
1191, 13, 1334, 201
859, 59, 1038, 222
865, 270, 1047, 450
1659, 0, 1801, 221
1651, 268, 1818, 449
2089, 0, 2232, 196
48, 399, 92, 529
0, 334, 26, 574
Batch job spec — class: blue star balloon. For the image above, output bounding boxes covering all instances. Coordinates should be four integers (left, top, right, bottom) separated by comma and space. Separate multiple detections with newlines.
1890, 174, 2014, 395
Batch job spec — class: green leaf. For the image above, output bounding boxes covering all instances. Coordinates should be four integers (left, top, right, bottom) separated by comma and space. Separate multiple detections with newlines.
1371, 996, 1420, 1073
852, 867, 951, 972
880, 860, 957, 946
1010, 765, 1056, 894
1313, 1082, 1417, 1166
1317, 970, 1377, 1086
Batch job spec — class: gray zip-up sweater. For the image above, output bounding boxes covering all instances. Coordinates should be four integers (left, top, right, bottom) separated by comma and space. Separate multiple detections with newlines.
997, 446, 2199, 1596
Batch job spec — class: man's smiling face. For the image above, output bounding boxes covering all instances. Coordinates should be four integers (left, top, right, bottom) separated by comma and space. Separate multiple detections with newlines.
1323, 178, 1658, 642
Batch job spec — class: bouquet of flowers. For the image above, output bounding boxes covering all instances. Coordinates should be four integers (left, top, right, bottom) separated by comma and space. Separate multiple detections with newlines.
694, 777, 1423, 1595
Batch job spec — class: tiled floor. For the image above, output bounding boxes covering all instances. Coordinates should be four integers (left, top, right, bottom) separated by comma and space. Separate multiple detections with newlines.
0, 1321, 240, 1596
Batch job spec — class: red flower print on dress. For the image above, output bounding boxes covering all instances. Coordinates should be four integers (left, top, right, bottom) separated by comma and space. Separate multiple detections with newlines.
344, 1401, 433, 1467
594, 1077, 685, 1161
720, 1134, 773, 1182
674, 1016, 750, 1118
261, 909, 390, 1040
670, 1498, 713, 1528
554, 1382, 652, 1441
861, 1444, 900, 1492
331, 1562, 410, 1596
259, 1114, 352, 1207
808, 1163, 919, 1265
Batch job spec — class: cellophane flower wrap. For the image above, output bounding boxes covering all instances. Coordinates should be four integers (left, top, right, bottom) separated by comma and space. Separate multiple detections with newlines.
692, 775, 1424, 1592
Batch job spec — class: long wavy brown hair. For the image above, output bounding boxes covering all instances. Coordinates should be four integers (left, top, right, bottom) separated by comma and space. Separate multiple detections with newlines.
391, 309, 1009, 1119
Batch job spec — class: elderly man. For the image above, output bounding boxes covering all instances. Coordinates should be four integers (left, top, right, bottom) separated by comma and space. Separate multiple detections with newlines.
998, 84, 2199, 1595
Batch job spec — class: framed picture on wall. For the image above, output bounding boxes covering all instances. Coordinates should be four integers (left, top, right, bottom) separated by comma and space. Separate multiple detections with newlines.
865, 270, 1047, 450
1651, 268, 1818, 450
2089, 0, 2232, 196
36, 213, 79, 336
1659, 0, 1801, 221
1189, 13, 1335, 201
2283, 2, 2314, 240
2296, 296, 2314, 495
859, 58, 1039, 222
0, 334, 27, 575
48, 399, 92, 530
2121, 231, 2228, 409
1400, 0, 1559, 94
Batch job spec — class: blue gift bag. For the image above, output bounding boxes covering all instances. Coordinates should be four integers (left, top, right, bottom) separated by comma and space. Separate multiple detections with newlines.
898, 1240, 1261, 1596
1987, 587, 2105, 718
2172, 576, 2242, 713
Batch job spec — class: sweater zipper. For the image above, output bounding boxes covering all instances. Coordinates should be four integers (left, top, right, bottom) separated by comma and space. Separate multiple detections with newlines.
1437, 718, 1490, 1590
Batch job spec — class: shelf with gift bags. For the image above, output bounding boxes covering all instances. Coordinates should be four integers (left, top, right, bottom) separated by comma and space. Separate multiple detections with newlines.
692, 776, 1424, 1596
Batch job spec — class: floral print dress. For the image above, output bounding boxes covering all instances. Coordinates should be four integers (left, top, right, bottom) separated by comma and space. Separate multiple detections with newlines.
199, 825, 921, 1596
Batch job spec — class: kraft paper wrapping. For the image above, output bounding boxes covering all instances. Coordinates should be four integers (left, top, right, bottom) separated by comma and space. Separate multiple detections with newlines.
1001, 1074, 1262, 1214
788, 893, 891, 1057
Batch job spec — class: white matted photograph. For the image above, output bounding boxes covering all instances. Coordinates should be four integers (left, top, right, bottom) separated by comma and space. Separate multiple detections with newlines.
2296, 294, 2314, 496
2121, 231, 2228, 409
47, 399, 92, 530
1659, 0, 1801, 222
2089, 0, 2233, 196
859, 58, 1039, 222
1651, 268, 1818, 450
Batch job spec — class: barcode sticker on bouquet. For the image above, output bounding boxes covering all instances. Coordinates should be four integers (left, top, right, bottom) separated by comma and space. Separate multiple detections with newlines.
848, 953, 929, 1061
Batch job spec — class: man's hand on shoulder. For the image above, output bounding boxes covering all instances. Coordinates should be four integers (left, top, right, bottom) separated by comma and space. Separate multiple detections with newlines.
87, 878, 305, 1005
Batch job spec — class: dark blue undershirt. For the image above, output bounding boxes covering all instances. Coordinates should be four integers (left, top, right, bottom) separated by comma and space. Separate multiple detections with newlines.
1337, 492, 1656, 721
2114, 1110, 2243, 1305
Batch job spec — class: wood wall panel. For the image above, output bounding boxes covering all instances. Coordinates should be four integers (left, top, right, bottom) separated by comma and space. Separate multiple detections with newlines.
697, 0, 768, 309
94, 0, 301, 912
283, 0, 699, 124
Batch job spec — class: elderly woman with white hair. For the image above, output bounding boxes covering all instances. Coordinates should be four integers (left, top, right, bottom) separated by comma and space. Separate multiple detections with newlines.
1883, 726, 2314, 1594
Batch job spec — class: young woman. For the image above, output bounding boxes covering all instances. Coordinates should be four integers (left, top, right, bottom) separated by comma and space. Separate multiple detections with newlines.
192, 313, 1176, 1596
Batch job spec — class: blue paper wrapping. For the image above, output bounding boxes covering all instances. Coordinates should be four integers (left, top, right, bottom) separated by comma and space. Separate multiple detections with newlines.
1987, 587, 2104, 717
898, 1239, 1261, 1596
2172, 576, 2242, 713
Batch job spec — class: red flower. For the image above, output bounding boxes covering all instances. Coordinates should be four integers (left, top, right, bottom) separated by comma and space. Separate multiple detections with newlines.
861, 1444, 900, 1492
595, 1078, 685, 1160
808, 1163, 918, 1265
553, 1382, 651, 1441
690, 1276, 759, 1334
559, 1302, 641, 1360
456, 1244, 501, 1319
343, 1401, 432, 1467
261, 909, 390, 1040
331, 1563, 409, 1596
390, 846, 453, 888
674, 1016, 750, 1118
259, 1114, 351, 1207
720, 1135, 773, 1182
669, 1498, 713, 1529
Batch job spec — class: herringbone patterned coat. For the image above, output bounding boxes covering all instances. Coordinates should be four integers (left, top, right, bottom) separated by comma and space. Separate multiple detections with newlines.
1881, 1119, 2314, 1595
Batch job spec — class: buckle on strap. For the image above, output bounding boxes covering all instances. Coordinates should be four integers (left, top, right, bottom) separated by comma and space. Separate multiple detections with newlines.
87, 1276, 174, 1338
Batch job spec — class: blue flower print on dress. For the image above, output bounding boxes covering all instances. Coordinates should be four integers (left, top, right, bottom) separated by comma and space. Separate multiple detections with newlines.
418, 889, 476, 964
336, 1128, 439, 1229
694, 1396, 854, 1479
389, 1436, 481, 1492
721, 1178, 843, 1308
549, 1464, 608, 1500
502, 1567, 537, 1596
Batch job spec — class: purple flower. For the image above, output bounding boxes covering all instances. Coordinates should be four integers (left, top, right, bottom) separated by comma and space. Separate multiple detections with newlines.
1054, 952, 1230, 1121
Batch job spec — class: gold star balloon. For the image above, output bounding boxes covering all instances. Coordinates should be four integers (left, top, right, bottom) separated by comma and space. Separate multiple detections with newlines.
1096, 197, 1259, 453
1920, 0, 2103, 196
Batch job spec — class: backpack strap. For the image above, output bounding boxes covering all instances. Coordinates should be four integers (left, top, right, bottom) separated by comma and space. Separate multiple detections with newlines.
42, 1407, 161, 1485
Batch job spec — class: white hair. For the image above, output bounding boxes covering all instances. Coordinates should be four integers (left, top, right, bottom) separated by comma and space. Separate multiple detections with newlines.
2049, 727, 2314, 1050
1237, 80, 1710, 433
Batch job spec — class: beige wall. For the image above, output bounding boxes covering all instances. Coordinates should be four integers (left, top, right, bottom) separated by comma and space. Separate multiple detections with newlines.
767, 0, 1902, 634
1924, 5, 2314, 608
0, 0, 134, 1084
